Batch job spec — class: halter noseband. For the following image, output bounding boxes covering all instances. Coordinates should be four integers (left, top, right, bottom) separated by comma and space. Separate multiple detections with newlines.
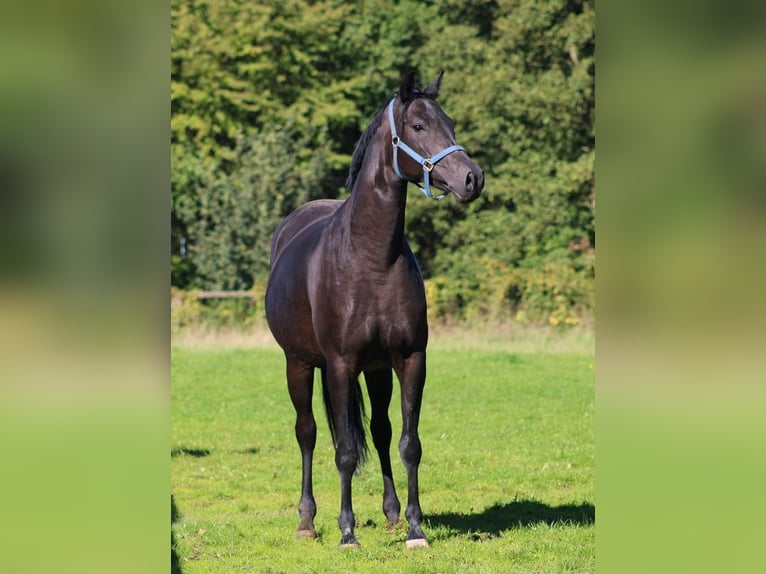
387, 98, 465, 201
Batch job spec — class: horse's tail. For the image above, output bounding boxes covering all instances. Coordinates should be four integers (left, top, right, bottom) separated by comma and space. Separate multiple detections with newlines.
320, 367, 368, 473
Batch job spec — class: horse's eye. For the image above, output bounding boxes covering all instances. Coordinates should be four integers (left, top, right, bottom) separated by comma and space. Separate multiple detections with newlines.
412, 123, 424, 132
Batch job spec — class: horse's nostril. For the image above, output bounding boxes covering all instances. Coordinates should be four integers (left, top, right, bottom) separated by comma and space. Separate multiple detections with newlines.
466, 171, 475, 192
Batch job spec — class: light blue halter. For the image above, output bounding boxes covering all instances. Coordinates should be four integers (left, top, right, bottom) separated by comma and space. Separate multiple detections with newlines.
387, 98, 465, 201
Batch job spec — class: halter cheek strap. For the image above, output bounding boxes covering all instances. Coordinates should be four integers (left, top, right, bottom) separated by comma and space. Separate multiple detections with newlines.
387, 98, 465, 201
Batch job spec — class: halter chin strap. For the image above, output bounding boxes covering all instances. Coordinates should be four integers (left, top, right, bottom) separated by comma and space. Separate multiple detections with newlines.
387, 98, 465, 201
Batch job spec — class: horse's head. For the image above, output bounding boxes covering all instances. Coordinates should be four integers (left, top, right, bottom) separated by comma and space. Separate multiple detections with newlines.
389, 71, 484, 203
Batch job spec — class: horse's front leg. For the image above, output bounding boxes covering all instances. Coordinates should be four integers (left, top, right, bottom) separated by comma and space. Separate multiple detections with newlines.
394, 351, 429, 548
286, 358, 317, 539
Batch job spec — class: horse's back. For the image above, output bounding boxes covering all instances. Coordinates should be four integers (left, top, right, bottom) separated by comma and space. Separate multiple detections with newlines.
270, 199, 343, 266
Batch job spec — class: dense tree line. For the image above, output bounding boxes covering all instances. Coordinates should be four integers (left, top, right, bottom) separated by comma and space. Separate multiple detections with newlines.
171, 0, 594, 324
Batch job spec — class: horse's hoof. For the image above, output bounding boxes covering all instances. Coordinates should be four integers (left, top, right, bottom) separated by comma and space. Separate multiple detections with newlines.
296, 529, 317, 539
405, 538, 429, 549
339, 530, 361, 548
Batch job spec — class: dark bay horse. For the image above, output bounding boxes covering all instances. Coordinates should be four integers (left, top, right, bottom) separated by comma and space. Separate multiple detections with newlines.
265, 71, 484, 548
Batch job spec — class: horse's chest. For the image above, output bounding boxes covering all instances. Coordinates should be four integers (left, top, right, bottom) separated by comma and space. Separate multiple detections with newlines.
350, 271, 424, 313
311, 255, 426, 351
348, 278, 425, 336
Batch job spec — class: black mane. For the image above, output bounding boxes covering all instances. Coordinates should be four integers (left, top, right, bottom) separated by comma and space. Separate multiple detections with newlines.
345, 102, 388, 191
345, 91, 433, 192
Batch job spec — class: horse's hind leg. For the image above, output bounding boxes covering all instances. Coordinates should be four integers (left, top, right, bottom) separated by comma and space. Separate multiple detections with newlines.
324, 358, 365, 548
286, 357, 317, 539
393, 351, 429, 548
364, 368, 401, 526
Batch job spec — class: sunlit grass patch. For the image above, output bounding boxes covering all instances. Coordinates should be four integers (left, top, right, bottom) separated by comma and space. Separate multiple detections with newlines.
172, 343, 594, 572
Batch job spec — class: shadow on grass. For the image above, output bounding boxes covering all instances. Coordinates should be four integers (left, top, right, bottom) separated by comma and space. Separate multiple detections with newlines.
172, 494, 183, 574
428, 499, 595, 540
171, 447, 211, 458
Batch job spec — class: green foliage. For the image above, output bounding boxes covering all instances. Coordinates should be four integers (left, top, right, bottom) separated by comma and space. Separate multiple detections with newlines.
171, 286, 267, 333
411, 0, 595, 323
171, 0, 595, 324
172, 128, 328, 289
170, 287, 202, 330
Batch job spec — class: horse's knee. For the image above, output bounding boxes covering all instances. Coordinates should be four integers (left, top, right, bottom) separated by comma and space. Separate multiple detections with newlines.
335, 442, 359, 474
295, 415, 317, 448
399, 434, 422, 465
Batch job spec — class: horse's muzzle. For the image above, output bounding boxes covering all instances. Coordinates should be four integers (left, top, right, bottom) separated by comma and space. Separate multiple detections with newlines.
455, 167, 484, 203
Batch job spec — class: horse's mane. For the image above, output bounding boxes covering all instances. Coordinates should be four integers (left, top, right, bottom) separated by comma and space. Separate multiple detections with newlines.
344, 90, 432, 192
345, 102, 388, 192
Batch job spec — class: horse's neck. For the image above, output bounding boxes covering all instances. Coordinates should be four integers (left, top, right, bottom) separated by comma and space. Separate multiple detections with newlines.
344, 137, 408, 266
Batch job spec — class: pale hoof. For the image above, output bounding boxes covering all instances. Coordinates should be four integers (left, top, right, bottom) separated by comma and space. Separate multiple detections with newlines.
339, 530, 361, 548
296, 529, 317, 539
405, 538, 429, 549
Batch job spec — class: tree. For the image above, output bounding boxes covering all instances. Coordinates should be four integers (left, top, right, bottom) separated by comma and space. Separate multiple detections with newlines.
172, 127, 327, 289
412, 0, 595, 322
170, 0, 596, 323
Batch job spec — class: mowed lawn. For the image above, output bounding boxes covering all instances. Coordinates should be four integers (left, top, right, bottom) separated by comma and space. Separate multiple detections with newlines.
171, 341, 594, 573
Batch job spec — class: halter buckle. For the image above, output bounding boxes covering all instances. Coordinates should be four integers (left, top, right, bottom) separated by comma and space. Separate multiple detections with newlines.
422, 159, 434, 172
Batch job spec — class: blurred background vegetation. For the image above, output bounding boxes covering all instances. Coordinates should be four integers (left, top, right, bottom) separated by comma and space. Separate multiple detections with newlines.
171, 0, 595, 328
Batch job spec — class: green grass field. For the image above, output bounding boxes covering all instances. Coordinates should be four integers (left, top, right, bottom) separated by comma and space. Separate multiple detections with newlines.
171, 338, 594, 573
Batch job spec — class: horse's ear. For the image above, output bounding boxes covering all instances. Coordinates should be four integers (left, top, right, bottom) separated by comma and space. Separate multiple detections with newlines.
424, 70, 444, 98
399, 70, 417, 102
